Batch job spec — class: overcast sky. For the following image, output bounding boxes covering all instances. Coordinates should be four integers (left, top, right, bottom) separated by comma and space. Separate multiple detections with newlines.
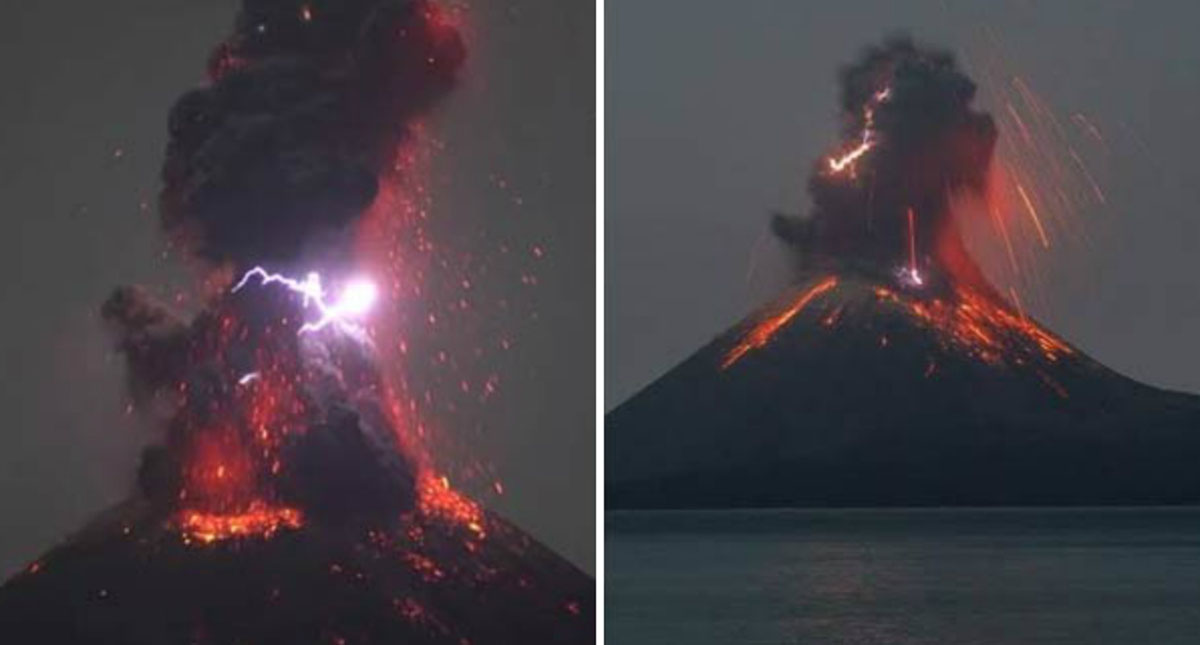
606, 0, 1200, 410
0, 0, 594, 575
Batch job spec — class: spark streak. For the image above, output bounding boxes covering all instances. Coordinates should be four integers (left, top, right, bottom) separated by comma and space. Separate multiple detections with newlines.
906, 207, 922, 285
1015, 184, 1050, 248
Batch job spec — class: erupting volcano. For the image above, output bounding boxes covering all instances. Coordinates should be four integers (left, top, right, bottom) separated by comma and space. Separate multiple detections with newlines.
0, 2, 592, 643
607, 38, 1200, 509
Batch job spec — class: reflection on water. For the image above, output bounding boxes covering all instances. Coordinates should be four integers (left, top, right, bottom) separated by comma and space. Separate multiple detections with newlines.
607, 508, 1200, 644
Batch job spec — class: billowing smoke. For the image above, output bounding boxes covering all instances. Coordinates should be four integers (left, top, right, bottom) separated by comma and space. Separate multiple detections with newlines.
162, 0, 464, 267
773, 37, 997, 291
101, 1, 466, 534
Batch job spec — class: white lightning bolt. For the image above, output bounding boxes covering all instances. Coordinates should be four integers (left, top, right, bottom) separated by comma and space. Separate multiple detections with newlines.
232, 266, 378, 334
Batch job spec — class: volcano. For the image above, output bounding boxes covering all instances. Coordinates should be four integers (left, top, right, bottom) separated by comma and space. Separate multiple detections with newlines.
607, 38, 1200, 509
0, 1, 593, 641
607, 267, 1200, 509
0, 499, 591, 644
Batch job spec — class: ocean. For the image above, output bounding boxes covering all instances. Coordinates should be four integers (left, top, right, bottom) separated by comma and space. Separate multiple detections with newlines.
607, 508, 1200, 644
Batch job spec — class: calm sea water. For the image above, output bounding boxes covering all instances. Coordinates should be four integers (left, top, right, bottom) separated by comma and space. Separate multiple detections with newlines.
607, 508, 1200, 644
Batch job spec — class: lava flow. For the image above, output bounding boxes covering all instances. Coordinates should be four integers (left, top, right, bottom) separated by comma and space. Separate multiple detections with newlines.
872, 284, 1072, 367
178, 502, 303, 546
721, 276, 839, 370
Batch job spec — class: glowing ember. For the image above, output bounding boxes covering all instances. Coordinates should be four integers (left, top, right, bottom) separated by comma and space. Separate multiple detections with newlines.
957, 43, 1112, 315
1015, 183, 1050, 249
232, 267, 379, 334
721, 276, 839, 370
417, 472, 486, 540
177, 502, 303, 545
874, 284, 1072, 367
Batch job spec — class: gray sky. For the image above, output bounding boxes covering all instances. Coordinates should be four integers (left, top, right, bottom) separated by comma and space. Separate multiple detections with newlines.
606, 0, 1200, 410
0, 0, 594, 575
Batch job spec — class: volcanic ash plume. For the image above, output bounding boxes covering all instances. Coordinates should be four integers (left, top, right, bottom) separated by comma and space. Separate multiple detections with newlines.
772, 37, 998, 293
109, 0, 466, 541
162, 0, 464, 267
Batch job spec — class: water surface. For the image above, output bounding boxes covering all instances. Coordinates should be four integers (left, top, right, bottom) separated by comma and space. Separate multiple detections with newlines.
607, 508, 1200, 644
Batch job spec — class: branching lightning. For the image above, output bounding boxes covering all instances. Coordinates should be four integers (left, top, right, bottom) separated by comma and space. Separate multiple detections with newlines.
233, 266, 379, 334
827, 87, 892, 177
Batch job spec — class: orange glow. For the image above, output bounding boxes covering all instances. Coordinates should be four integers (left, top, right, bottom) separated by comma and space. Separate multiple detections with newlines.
417, 472, 486, 539
722, 276, 839, 370
1015, 183, 1050, 248
874, 285, 1072, 367
177, 502, 302, 545
357, 134, 495, 545
956, 44, 1111, 319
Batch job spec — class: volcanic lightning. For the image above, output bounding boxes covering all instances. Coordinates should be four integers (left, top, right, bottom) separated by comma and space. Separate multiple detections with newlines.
826, 86, 891, 177
760, 37, 1092, 391
232, 266, 379, 334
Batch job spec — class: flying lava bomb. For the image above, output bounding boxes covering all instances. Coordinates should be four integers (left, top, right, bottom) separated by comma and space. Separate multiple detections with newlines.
0, 2, 593, 642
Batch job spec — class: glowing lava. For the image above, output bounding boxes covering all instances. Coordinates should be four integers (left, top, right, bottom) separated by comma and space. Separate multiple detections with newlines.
178, 502, 302, 546
721, 276, 839, 370
417, 472, 487, 540
873, 284, 1072, 367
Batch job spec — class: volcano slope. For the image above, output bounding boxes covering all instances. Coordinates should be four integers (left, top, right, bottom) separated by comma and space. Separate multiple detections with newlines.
0, 499, 592, 644
607, 269, 1200, 509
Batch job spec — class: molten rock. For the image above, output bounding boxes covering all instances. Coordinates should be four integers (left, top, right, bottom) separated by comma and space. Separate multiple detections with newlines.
0, 500, 593, 643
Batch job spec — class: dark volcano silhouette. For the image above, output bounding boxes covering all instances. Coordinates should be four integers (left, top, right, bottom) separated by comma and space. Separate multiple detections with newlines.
609, 37, 1200, 510
607, 268, 1200, 509
0, 498, 593, 643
